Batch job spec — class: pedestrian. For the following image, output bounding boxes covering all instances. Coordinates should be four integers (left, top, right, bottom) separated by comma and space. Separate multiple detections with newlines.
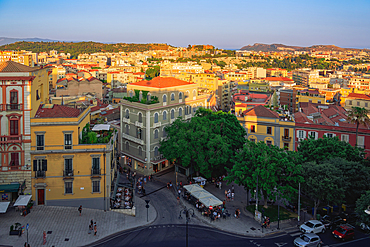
78, 205, 82, 216
167, 182, 170, 189
219, 181, 222, 190
231, 192, 235, 201
148, 175, 151, 182
28, 244, 30, 247
177, 196, 180, 204
94, 222, 97, 236
231, 185, 235, 193
88, 221, 92, 234
180, 181, 183, 188
223, 200, 226, 209
144, 176, 147, 184
169, 181, 173, 189
224, 190, 228, 199
24, 242, 27, 247
178, 189, 181, 198
266, 217, 270, 228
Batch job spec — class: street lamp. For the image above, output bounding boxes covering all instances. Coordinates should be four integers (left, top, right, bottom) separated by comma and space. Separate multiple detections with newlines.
179, 207, 195, 247
145, 200, 150, 222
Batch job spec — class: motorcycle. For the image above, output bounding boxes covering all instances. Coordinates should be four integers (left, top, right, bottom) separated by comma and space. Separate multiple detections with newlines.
360, 223, 370, 233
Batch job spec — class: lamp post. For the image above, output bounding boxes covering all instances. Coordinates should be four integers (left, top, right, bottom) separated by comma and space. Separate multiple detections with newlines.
298, 182, 301, 226
145, 200, 150, 222
179, 207, 194, 247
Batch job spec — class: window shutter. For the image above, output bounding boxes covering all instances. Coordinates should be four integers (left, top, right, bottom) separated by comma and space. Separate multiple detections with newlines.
303, 131, 306, 138
42, 160, 47, 171
324, 133, 327, 137
33, 160, 37, 171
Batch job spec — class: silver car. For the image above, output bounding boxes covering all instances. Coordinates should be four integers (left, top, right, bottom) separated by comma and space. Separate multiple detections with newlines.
294, 233, 322, 247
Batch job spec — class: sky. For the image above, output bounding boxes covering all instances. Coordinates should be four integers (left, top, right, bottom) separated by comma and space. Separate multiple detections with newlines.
0, 0, 369, 49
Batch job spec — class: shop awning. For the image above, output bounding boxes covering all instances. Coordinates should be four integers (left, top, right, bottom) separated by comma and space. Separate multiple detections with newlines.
199, 195, 223, 207
0, 202, 10, 213
0, 183, 20, 193
193, 177, 207, 183
92, 124, 111, 131
191, 190, 211, 199
183, 184, 203, 193
13, 195, 32, 207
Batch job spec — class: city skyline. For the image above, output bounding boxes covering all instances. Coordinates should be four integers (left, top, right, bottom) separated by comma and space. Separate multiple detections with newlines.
0, 0, 369, 49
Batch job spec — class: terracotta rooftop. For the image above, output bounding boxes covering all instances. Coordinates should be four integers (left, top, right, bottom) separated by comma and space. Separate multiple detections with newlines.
242, 105, 279, 118
131, 77, 195, 88
264, 77, 293, 81
34, 104, 84, 118
347, 93, 370, 100
0, 61, 38, 72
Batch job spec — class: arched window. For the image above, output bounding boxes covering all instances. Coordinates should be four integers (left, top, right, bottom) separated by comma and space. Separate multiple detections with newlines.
193, 89, 197, 97
138, 146, 142, 156
179, 92, 183, 100
163, 94, 167, 103
129, 90, 133, 97
171, 109, 175, 119
154, 147, 159, 156
189, 106, 192, 114
154, 129, 159, 139
179, 108, 182, 117
126, 142, 129, 150
125, 125, 129, 134
125, 109, 129, 119
163, 111, 167, 120
154, 113, 159, 123
163, 128, 167, 137
171, 93, 175, 101
138, 112, 142, 123
185, 106, 188, 115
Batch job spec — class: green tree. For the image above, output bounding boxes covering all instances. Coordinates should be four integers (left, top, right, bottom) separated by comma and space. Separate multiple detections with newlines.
355, 191, 370, 225
302, 161, 345, 219
159, 108, 246, 178
297, 136, 365, 164
272, 91, 278, 107
145, 66, 160, 80
347, 107, 370, 146
226, 141, 303, 207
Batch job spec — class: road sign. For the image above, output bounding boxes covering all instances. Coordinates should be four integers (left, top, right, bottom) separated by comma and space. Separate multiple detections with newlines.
26, 223, 29, 230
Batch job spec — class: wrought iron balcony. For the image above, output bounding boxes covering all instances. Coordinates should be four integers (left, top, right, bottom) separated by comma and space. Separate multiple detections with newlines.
0, 135, 22, 144
6, 104, 22, 111
91, 168, 101, 176
35, 171, 46, 178
282, 136, 292, 142
63, 170, 74, 177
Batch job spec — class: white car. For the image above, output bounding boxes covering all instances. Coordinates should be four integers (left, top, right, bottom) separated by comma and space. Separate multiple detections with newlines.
300, 220, 326, 234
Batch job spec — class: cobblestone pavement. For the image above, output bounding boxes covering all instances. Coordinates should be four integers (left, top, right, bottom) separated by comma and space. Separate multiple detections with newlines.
0, 196, 156, 247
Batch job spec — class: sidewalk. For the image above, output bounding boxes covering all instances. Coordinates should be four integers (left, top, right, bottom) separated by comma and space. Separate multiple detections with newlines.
0, 195, 156, 247
152, 168, 299, 237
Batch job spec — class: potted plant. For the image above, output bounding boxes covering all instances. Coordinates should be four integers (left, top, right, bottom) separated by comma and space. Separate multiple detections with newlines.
9, 223, 22, 236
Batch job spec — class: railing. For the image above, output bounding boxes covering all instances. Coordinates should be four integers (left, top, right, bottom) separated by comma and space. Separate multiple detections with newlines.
6, 104, 22, 111
63, 170, 74, 177
122, 118, 130, 124
282, 136, 292, 142
35, 171, 46, 178
0, 135, 22, 144
91, 168, 101, 176
185, 114, 192, 120
122, 133, 144, 145
135, 121, 143, 128
153, 122, 161, 128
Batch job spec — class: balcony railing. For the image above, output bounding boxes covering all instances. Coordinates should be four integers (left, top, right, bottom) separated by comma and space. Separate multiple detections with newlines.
35, 171, 46, 178
0, 135, 22, 144
282, 136, 292, 142
153, 122, 161, 128
135, 121, 143, 128
91, 168, 101, 176
122, 133, 144, 145
6, 104, 22, 111
63, 170, 74, 177
122, 118, 130, 124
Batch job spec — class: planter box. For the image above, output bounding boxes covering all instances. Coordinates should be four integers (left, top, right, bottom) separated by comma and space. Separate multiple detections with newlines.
9, 230, 21, 236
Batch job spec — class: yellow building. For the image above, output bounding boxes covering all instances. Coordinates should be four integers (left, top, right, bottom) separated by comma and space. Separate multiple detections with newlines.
296, 89, 327, 111
237, 105, 295, 150
31, 104, 117, 210
190, 73, 219, 92
0, 50, 35, 67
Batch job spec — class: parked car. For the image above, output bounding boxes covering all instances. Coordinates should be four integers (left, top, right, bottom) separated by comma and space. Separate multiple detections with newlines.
320, 215, 345, 229
300, 220, 326, 234
340, 212, 359, 225
294, 233, 322, 247
332, 224, 355, 241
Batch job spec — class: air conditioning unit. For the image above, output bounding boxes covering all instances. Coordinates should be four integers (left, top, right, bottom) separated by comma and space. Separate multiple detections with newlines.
68, 173, 72, 176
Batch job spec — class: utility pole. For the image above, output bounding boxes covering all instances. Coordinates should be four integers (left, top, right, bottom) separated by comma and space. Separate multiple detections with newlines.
298, 182, 301, 226
255, 175, 258, 212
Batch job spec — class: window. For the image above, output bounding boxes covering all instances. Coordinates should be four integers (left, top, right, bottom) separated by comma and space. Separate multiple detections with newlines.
10, 119, 19, 135
179, 108, 182, 117
318, 100, 321, 104
308, 131, 317, 140
325, 133, 334, 138
171, 109, 175, 119
33, 159, 47, 171
136, 128, 142, 139
154, 113, 159, 123
171, 93, 175, 101
138, 146, 142, 156
179, 92, 183, 100
36, 134, 44, 150
341, 134, 349, 143
357, 136, 365, 148
64, 133, 72, 149
163, 111, 167, 120
126, 125, 129, 135
284, 129, 289, 137
357, 101, 360, 106
92, 181, 100, 193
138, 113, 142, 123
154, 129, 158, 139
189, 106, 192, 115
154, 147, 159, 156
10, 153, 19, 166
365, 102, 368, 107
266, 140, 272, 147
193, 90, 197, 98
267, 127, 272, 135
65, 181, 73, 194
126, 142, 129, 150
250, 125, 256, 133
125, 109, 129, 119
348, 100, 352, 105
163, 94, 167, 103
65, 158, 72, 172
250, 138, 255, 142
185, 106, 188, 115
36, 90, 40, 100
163, 128, 167, 137
92, 157, 100, 175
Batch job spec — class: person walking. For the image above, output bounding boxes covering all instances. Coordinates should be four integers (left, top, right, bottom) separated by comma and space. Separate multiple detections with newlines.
78, 205, 82, 216
88, 221, 92, 234
94, 222, 97, 236
219, 181, 222, 190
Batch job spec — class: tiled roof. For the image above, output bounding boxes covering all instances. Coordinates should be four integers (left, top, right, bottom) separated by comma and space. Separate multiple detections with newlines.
294, 112, 313, 124
347, 93, 370, 100
243, 105, 279, 118
0, 61, 38, 72
34, 104, 84, 118
131, 77, 195, 88
264, 77, 293, 81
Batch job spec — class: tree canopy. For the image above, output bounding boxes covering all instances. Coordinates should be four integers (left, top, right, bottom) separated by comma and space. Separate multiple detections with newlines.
347, 107, 370, 146
355, 191, 370, 225
225, 140, 303, 207
159, 108, 246, 178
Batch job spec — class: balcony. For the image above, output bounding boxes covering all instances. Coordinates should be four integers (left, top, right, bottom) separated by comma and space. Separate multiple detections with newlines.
282, 136, 292, 142
153, 122, 161, 128
91, 168, 101, 176
0, 135, 22, 144
122, 118, 130, 124
63, 170, 74, 177
135, 121, 143, 128
185, 114, 192, 120
122, 133, 144, 145
35, 171, 46, 178
6, 104, 23, 111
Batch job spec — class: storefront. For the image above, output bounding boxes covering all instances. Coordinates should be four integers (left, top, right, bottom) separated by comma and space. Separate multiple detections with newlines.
0, 183, 21, 203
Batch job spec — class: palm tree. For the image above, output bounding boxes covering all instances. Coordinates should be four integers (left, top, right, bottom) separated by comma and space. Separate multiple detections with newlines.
347, 107, 370, 146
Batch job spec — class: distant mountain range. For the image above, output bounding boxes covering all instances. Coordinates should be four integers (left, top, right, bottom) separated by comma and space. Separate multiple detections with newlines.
240, 43, 369, 52
0, 37, 67, 46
